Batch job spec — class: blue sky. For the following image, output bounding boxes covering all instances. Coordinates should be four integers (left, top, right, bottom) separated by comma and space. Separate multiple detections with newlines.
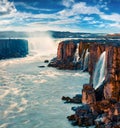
0, 0, 120, 33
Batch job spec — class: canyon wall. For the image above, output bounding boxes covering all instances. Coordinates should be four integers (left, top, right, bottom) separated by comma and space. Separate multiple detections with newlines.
52, 39, 120, 127
48, 40, 80, 69
49, 39, 120, 102
0, 39, 28, 59
104, 46, 120, 101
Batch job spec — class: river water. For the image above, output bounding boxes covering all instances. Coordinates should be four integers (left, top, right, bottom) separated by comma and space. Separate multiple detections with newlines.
0, 37, 90, 128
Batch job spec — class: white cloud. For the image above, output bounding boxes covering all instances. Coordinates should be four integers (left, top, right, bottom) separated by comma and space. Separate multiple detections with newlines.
0, 0, 16, 15
109, 22, 120, 28
15, 2, 40, 11
72, 2, 101, 15
48, 18, 79, 25
15, 2, 51, 11
0, 0, 119, 33
83, 17, 93, 21
97, 0, 109, 10
98, 24, 106, 28
62, 0, 74, 7
0, 22, 78, 32
0, 19, 12, 25
100, 13, 120, 22
59, 2, 102, 17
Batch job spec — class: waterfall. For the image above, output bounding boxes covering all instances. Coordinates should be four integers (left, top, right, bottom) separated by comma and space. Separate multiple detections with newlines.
28, 37, 57, 56
93, 51, 106, 89
73, 44, 79, 63
80, 49, 85, 69
83, 49, 89, 71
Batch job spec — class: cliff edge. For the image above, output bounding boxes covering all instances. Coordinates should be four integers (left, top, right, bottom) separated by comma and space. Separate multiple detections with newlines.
49, 39, 120, 127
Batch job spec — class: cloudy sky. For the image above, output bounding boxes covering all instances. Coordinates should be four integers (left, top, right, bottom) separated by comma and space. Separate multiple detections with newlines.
0, 0, 120, 33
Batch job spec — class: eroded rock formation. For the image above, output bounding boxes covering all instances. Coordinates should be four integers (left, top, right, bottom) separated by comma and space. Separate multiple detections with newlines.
0, 39, 28, 59
48, 40, 80, 69
104, 46, 120, 101
49, 39, 120, 127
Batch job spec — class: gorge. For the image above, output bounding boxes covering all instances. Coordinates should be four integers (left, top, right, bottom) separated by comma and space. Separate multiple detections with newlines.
49, 39, 120, 127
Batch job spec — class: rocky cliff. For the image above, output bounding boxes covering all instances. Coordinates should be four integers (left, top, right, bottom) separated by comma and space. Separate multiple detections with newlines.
104, 46, 120, 101
0, 39, 28, 59
49, 39, 120, 102
48, 40, 80, 69
49, 39, 120, 127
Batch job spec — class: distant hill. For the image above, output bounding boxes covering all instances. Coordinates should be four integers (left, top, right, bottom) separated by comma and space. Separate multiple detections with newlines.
0, 30, 119, 39
106, 33, 120, 39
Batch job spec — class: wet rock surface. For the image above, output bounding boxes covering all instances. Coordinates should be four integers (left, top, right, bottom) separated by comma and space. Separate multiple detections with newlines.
49, 39, 120, 127
38, 66, 45, 68
48, 41, 80, 70
44, 60, 49, 63
68, 101, 120, 127
62, 94, 82, 104
82, 84, 96, 104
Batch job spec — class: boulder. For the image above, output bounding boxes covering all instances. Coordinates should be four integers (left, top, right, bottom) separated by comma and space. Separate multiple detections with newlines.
44, 60, 49, 63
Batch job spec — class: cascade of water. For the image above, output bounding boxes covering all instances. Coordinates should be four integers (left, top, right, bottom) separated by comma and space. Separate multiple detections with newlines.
80, 49, 85, 69
28, 37, 57, 56
73, 44, 79, 63
83, 49, 89, 71
93, 51, 106, 89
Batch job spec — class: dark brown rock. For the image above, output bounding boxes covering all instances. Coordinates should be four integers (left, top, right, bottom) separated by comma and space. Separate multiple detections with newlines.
82, 84, 96, 104
44, 60, 49, 63
57, 41, 77, 61
49, 39, 120, 127
104, 46, 120, 102
48, 41, 80, 70
62, 95, 82, 103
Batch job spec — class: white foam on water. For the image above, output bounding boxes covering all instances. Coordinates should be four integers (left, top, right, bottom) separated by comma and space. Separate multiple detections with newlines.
11, 88, 20, 95
34, 79, 47, 84
0, 123, 10, 128
28, 33, 57, 56
0, 90, 10, 99
21, 98, 28, 105
17, 107, 26, 113
9, 102, 18, 110
40, 70, 63, 78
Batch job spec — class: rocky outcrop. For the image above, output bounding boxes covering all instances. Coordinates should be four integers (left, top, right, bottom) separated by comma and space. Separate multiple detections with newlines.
104, 46, 120, 101
88, 44, 120, 102
57, 41, 77, 61
49, 40, 120, 101
62, 94, 82, 104
48, 40, 81, 69
82, 84, 96, 104
68, 100, 120, 127
0, 39, 28, 59
49, 39, 120, 127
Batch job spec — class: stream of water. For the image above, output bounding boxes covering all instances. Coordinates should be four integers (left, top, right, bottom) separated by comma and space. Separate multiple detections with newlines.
0, 38, 90, 128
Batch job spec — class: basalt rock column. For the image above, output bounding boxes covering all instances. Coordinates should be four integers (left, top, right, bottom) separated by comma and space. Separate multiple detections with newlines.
82, 84, 96, 104
104, 46, 120, 102
48, 40, 81, 69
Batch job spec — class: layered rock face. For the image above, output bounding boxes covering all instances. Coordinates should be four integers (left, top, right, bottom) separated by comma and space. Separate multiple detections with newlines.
48, 41, 80, 69
104, 46, 120, 101
49, 39, 120, 102
87, 43, 120, 102
0, 39, 28, 59
49, 39, 120, 127
88, 43, 105, 84
57, 41, 77, 61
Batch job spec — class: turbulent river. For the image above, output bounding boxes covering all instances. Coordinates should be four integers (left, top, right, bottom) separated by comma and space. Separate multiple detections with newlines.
0, 37, 90, 128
